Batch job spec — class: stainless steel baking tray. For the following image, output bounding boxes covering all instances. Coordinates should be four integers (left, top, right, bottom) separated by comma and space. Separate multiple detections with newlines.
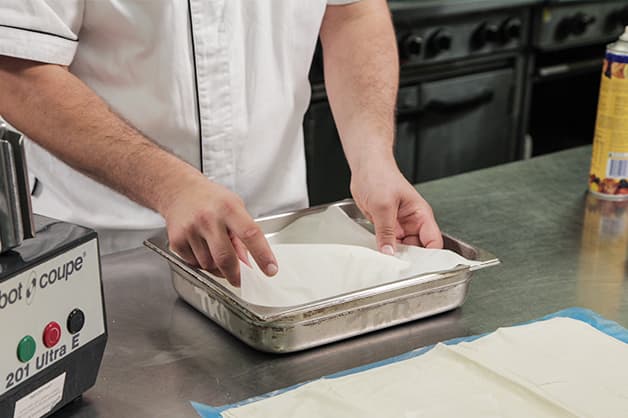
145, 200, 499, 353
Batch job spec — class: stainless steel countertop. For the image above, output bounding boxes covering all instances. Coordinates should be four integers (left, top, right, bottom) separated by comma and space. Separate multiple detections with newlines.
57, 146, 628, 418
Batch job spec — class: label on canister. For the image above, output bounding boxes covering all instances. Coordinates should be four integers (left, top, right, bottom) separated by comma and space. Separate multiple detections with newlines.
589, 50, 628, 199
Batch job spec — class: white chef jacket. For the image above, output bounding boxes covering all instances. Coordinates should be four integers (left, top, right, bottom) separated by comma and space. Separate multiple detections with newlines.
0, 0, 359, 253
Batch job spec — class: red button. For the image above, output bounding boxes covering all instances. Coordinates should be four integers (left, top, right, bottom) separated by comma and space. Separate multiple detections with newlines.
43, 322, 61, 348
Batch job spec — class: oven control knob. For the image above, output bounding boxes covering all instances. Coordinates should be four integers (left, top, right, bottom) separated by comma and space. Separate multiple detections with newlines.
556, 13, 596, 39
572, 13, 596, 35
400, 33, 423, 59
427, 29, 452, 57
499, 17, 522, 43
472, 23, 499, 49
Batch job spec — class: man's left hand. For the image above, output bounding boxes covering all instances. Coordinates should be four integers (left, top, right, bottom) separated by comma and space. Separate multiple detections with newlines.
350, 159, 443, 254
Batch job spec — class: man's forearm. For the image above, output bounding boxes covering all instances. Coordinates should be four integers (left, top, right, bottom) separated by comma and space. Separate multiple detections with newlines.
320, 0, 399, 173
0, 56, 203, 215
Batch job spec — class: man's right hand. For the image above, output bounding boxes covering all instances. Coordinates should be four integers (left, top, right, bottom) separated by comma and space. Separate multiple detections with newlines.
0, 56, 277, 288
160, 173, 278, 287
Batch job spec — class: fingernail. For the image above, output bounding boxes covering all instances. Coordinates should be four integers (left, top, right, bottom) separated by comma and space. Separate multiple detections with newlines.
266, 263, 278, 276
382, 245, 394, 256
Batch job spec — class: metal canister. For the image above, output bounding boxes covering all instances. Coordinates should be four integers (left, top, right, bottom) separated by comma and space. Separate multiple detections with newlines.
589, 27, 628, 200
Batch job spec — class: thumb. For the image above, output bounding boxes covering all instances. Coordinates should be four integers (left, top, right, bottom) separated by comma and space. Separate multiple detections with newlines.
372, 204, 397, 255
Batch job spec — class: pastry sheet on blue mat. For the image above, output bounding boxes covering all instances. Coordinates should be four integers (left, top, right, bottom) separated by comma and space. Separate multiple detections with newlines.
191, 307, 628, 418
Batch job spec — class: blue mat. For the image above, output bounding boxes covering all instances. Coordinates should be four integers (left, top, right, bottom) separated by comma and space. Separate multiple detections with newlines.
192, 307, 628, 417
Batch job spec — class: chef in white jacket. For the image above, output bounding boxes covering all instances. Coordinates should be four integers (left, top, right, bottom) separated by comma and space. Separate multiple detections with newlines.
0, 0, 442, 286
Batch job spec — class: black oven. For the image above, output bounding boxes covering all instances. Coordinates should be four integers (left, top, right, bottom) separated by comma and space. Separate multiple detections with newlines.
527, 0, 628, 156
304, 2, 532, 205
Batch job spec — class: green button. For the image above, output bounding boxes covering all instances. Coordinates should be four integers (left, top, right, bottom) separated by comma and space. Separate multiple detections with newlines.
17, 336, 36, 363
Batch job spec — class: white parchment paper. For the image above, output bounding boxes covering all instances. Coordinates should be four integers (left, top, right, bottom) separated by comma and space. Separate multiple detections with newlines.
235, 206, 480, 307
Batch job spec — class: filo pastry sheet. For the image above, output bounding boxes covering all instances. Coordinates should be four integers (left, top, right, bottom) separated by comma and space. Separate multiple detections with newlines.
231, 206, 481, 307
221, 318, 628, 418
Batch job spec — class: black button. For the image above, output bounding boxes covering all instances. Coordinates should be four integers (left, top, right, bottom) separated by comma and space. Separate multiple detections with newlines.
67, 308, 85, 334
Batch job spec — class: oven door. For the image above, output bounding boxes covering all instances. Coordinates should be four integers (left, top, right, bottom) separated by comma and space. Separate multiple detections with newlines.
529, 44, 606, 156
397, 68, 516, 183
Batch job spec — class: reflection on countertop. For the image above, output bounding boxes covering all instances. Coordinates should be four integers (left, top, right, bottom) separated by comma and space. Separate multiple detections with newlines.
577, 194, 628, 318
